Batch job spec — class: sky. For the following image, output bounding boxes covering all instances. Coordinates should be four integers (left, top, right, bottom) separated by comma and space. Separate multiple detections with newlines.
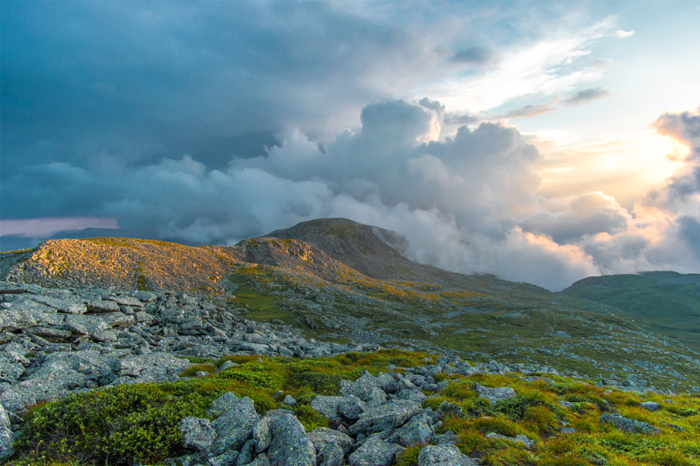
2, 0, 700, 291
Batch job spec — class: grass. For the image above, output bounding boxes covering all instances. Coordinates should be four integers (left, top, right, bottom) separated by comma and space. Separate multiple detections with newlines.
9, 349, 700, 466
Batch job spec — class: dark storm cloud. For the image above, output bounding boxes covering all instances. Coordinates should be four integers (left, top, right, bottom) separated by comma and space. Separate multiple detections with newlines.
450, 46, 494, 65
562, 86, 611, 106
1, 0, 448, 195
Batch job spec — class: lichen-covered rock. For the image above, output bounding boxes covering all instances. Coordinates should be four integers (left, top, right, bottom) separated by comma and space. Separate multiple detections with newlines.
85, 299, 120, 313
348, 434, 402, 466
338, 395, 367, 420
307, 427, 354, 454
315, 442, 344, 466
310, 396, 343, 419
211, 396, 260, 455
417, 444, 477, 466
339, 372, 382, 401
640, 401, 661, 412
388, 411, 434, 447
118, 352, 191, 382
349, 400, 421, 435
0, 404, 14, 461
209, 392, 240, 418
253, 409, 292, 453
208, 450, 239, 466
247, 453, 272, 466
267, 412, 316, 466
180, 416, 217, 451
485, 432, 534, 448
599, 413, 662, 434
0, 360, 25, 384
475, 384, 516, 405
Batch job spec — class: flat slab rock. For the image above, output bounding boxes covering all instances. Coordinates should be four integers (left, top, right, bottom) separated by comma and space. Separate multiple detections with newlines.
348, 434, 402, 466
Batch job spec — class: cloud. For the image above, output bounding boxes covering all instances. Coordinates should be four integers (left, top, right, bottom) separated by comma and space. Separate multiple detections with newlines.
0, 217, 119, 238
496, 101, 561, 119
450, 46, 495, 65
562, 86, 611, 106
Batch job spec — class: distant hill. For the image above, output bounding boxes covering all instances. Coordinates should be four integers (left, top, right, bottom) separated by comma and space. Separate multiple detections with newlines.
560, 271, 700, 351
2, 219, 700, 391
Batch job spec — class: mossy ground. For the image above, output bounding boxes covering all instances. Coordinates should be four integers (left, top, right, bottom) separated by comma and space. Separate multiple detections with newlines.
10, 350, 700, 466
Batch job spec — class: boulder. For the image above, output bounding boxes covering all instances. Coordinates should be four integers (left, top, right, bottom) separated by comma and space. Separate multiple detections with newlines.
475, 384, 516, 405
388, 411, 434, 447
118, 352, 191, 382
640, 401, 661, 412
310, 396, 343, 419
267, 412, 316, 466
417, 444, 477, 466
599, 413, 662, 435
85, 299, 120, 313
349, 400, 421, 436
253, 409, 292, 453
338, 395, 367, 420
0, 404, 14, 461
211, 396, 260, 455
180, 416, 217, 451
348, 434, 402, 466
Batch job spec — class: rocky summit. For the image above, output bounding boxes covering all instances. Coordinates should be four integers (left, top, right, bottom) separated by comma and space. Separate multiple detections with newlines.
0, 218, 699, 465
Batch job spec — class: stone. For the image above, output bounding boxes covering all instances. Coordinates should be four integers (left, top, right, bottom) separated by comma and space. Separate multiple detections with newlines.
339, 373, 382, 401
338, 395, 367, 420
310, 396, 343, 419
389, 411, 434, 447
236, 438, 256, 465
306, 427, 353, 454
209, 392, 240, 418
0, 309, 36, 332
267, 412, 316, 466
640, 401, 661, 412
118, 352, 191, 382
211, 396, 260, 455
417, 444, 478, 466
247, 454, 271, 466
283, 395, 297, 407
485, 433, 535, 448
208, 451, 239, 466
180, 416, 217, 451
315, 442, 344, 466
348, 434, 402, 466
475, 384, 516, 405
0, 361, 25, 384
599, 413, 662, 434
349, 400, 421, 436
108, 295, 144, 308
30, 295, 86, 314
85, 299, 120, 313
133, 291, 157, 302
253, 409, 291, 453
0, 404, 14, 461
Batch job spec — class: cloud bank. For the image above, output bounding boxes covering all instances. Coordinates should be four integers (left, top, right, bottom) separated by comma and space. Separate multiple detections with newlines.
3, 1, 700, 291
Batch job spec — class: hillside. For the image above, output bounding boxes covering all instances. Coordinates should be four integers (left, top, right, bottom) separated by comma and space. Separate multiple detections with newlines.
2, 219, 700, 393
560, 271, 700, 351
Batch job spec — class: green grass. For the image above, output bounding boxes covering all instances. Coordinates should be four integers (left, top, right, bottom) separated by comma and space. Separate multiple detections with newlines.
8, 349, 700, 466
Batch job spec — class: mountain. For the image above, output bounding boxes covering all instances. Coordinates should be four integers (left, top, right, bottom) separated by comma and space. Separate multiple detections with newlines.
560, 271, 700, 351
2, 218, 700, 392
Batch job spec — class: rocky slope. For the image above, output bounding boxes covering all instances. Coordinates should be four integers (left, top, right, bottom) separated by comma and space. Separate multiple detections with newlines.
2, 282, 698, 466
560, 271, 700, 351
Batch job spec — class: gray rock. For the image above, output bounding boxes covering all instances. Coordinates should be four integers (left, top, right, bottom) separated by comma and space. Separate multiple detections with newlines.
338, 395, 367, 420
417, 444, 477, 466
253, 409, 291, 453
364, 386, 388, 408
211, 396, 260, 455
389, 411, 434, 447
640, 401, 661, 412
133, 291, 157, 302
310, 396, 343, 419
349, 400, 421, 436
0, 309, 37, 332
180, 416, 217, 451
486, 432, 534, 448
208, 451, 239, 466
100, 312, 135, 327
339, 373, 382, 401
348, 434, 402, 466
209, 392, 240, 418
307, 427, 353, 454
236, 438, 256, 465
108, 295, 144, 308
85, 299, 120, 313
118, 352, 191, 382
283, 395, 297, 407
30, 295, 86, 314
558, 401, 574, 408
218, 360, 238, 372
0, 361, 25, 384
0, 404, 14, 461
267, 412, 316, 466
599, 413, 662, 434
475, 384, 516, 405
377, 373, 397, 393
315, 442, 344, 466
247, 454, 271, 466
